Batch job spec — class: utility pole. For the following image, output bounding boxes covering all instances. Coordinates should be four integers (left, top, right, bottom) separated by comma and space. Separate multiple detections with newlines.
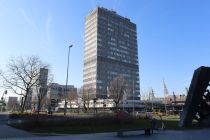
64, 45, 73, 116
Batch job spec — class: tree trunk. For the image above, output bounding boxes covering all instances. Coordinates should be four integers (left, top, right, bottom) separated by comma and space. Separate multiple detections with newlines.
21, 95, 27, 113
21, 89, 29, 113
36, 99, 41, 121
83, 102, 87, 112
69, 101, 72, 112
87, 100, 89, 111
115, 102, 118, 113
37, 98, 41, 115
20, 96, 24, 112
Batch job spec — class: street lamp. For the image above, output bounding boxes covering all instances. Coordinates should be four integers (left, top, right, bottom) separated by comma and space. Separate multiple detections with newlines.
64, 45, 73, 116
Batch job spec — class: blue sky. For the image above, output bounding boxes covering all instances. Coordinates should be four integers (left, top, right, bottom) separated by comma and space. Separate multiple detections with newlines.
0, 0, 210, 97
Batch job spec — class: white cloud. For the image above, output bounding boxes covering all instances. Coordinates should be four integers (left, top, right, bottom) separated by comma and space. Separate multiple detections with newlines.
19, 8, 53, 48
19, 8, 38, 31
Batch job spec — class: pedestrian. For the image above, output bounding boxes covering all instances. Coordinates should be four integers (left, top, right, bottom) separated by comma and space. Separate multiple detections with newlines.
151, 118, 157, 134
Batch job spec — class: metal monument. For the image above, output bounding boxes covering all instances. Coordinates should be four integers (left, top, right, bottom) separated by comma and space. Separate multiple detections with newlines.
180, 66, 210, 127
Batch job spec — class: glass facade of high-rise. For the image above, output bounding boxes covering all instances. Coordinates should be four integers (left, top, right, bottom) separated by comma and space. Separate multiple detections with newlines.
83, 7, 140, 100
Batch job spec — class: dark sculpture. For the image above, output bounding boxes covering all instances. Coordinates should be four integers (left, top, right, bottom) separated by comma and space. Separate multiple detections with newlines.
179, 66, 210, 127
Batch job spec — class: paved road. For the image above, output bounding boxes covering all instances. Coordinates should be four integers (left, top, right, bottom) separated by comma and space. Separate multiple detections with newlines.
0, 128, 210, 140
0, 125, 34, 139
0, 112, 34, 139
0, 112, 209, 140
0, 112, 8, 125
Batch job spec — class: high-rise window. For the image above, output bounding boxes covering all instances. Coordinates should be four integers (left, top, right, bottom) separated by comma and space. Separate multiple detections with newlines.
83, 7, 140, 100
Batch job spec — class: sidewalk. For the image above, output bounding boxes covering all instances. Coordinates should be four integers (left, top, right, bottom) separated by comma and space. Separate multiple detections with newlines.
0, 128, 210, 140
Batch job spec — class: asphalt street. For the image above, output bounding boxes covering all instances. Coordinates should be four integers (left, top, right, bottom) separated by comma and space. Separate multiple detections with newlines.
0, 112, 34, 139
0, 112, 8, 125
1, 112, 210, 140
1, 129, 210, 140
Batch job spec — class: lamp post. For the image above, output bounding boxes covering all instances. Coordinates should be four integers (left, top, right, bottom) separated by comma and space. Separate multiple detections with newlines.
64, 45, 73, 116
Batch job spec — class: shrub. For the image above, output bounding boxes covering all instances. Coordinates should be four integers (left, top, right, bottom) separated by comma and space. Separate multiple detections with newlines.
9, 114, 135, 130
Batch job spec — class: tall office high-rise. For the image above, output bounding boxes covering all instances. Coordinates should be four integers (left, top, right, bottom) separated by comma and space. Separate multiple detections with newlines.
83, 7, 140, 100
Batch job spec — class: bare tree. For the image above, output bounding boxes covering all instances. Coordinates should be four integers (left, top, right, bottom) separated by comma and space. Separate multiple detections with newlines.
0, 56, 48, 113
34, 86, 48, 114
78, 86, 87, 112
34, 72, 53, 114
75, 89, 81, 113
77, 87, 84, 112
67, 90, 78, 108
108, 76, 127, 112
84, 87, 93, 112
140, 91, 149, 112
78, 86, 94, 112
32, 90, 49, 112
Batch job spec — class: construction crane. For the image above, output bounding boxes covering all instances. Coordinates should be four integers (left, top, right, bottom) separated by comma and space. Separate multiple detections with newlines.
163, 80, 169, 115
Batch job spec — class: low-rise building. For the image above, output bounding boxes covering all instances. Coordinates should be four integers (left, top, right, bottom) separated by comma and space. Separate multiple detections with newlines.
47, 83, 77, 106
165, 94, 186, 105
7, 96, 18, 111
